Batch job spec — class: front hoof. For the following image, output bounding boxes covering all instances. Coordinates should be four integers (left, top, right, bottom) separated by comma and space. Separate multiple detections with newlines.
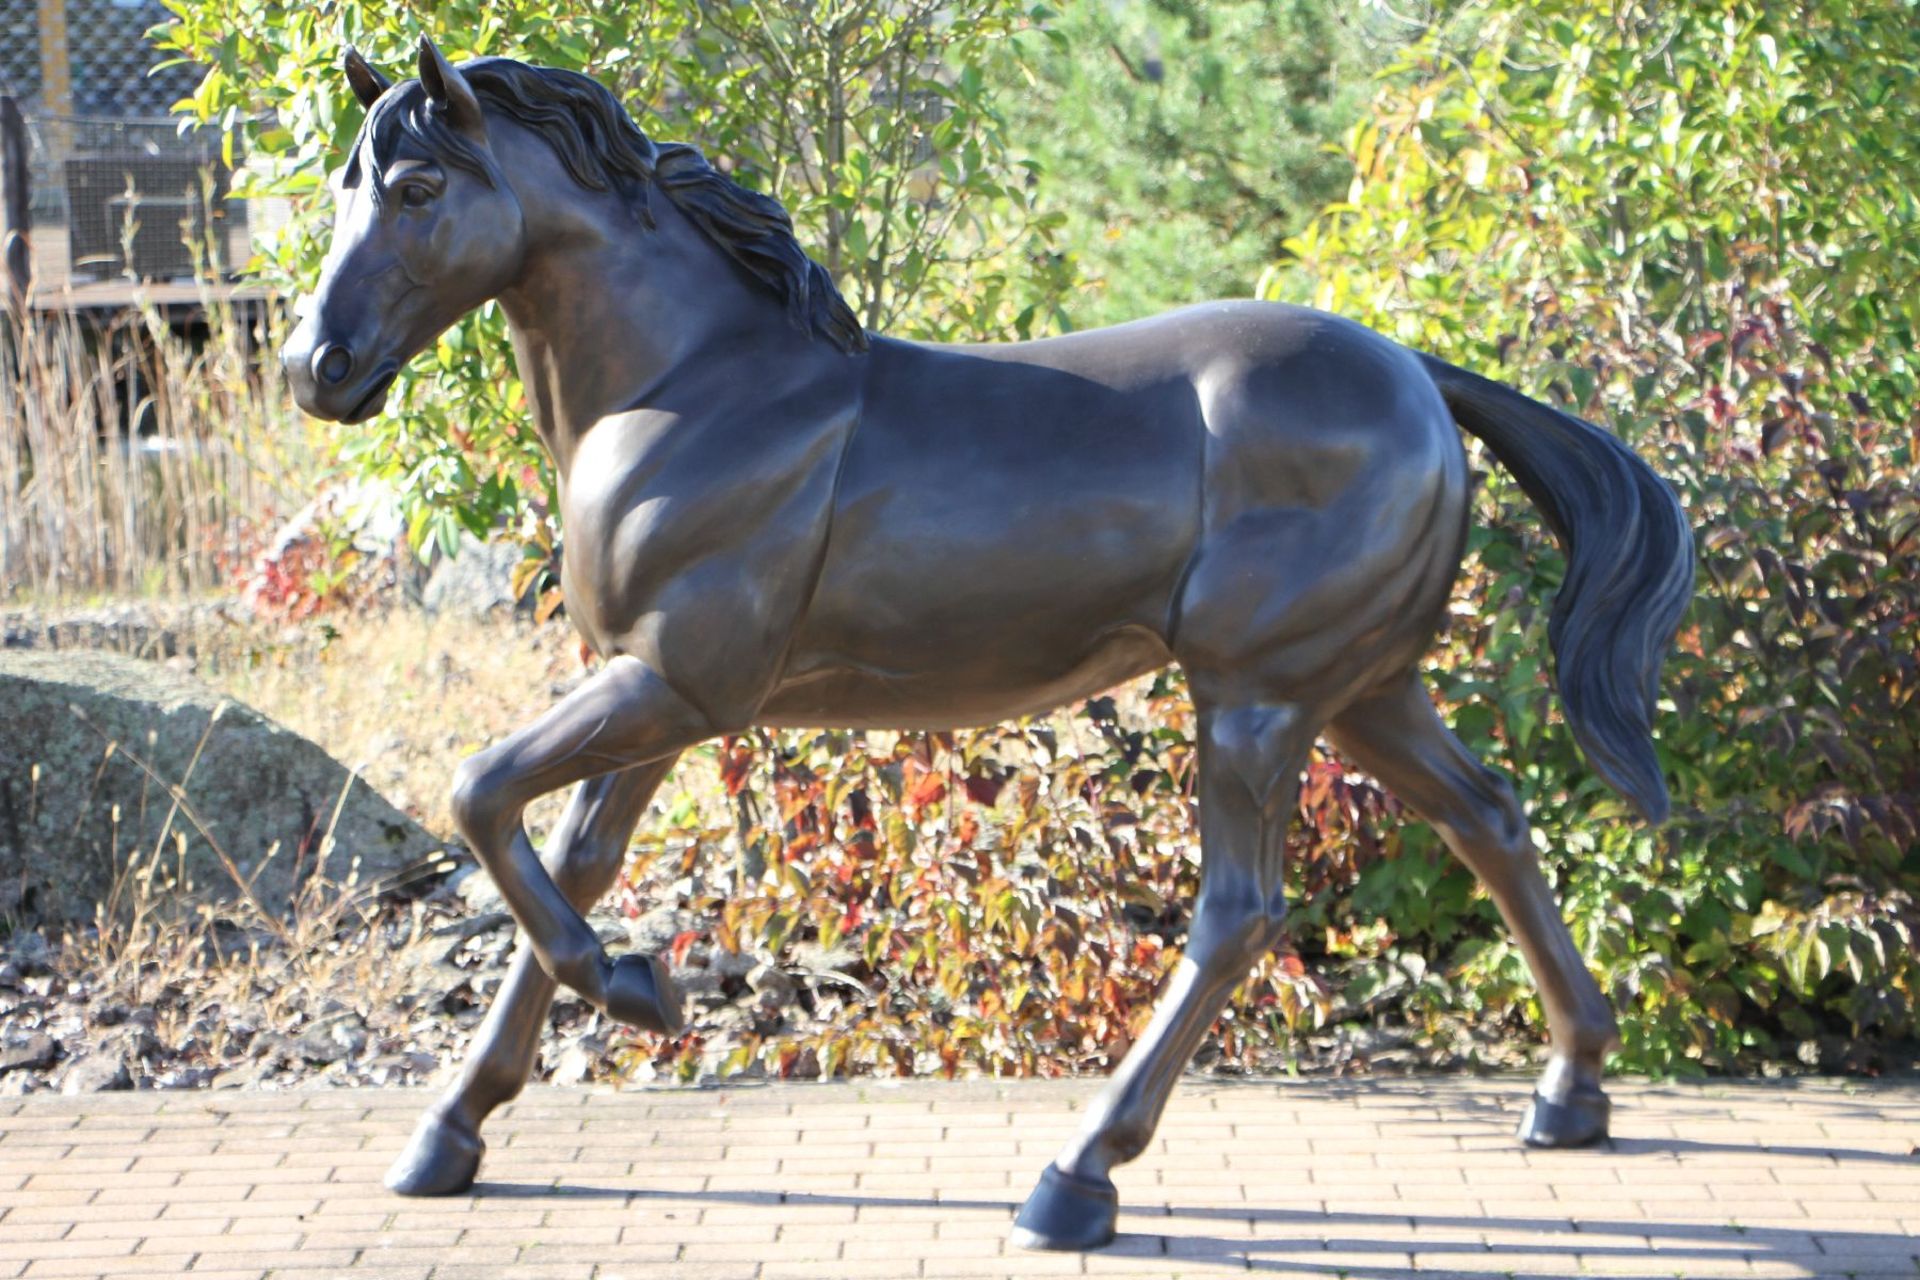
603, 953, 684, 1034
1011, 1163, 1118, 1252
385, 1108, 484, 1196
1518, 1088, 1611, 1148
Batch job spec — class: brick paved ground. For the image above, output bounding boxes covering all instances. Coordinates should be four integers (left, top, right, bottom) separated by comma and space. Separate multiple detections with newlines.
0, 1075, 1914, 1279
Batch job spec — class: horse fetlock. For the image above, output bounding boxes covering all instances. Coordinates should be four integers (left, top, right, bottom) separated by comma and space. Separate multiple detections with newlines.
603, 953, 685, 1034
457, 1059, 528, 1118
1537, 1049, 1608, 1103
1578, 1004, 1622, 1053
1096, 1121, 1154, 1169
544, 939, 612, 1006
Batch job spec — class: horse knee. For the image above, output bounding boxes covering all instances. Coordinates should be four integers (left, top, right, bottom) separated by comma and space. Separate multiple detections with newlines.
1208, 702, 1309, 816
1189, 887, 1288, 973
450, 754, 506, 846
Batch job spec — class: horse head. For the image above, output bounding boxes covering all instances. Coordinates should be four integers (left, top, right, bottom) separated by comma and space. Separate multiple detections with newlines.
282, 39, 527, 424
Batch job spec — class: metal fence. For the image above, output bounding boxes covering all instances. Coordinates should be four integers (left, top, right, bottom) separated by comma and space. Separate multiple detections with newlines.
29, 112, 246, 284
1, 0, 201, 117
0, 1, 249, 291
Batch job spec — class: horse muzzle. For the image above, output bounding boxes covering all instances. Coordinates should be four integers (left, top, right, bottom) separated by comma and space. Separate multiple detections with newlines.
281, 322, 400, 424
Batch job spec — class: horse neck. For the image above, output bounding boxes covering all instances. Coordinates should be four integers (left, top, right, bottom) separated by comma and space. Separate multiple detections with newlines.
495, 195, 794, 472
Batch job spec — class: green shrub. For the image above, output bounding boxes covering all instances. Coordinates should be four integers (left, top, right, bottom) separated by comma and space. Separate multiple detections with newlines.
1265, 0, 1918, 1074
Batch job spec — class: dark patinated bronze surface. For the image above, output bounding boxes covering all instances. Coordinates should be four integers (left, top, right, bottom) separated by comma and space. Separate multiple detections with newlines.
284, 41, 1694, 1250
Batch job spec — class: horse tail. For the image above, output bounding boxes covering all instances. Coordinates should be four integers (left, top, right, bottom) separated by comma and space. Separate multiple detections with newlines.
1419, 352, 1694, 824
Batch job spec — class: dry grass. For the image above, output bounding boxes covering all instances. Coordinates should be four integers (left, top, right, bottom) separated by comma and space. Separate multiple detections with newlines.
0, 297, 317, 600
41, 702, 444, 1089
186, 609, 594, 837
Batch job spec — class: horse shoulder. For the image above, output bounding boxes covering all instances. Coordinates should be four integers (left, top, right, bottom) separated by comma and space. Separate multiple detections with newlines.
561, 388, 859, 720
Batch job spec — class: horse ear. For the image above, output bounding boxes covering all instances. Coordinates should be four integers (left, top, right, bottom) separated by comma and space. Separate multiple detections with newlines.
417, 36, 484, 137
342, 47, 391, 109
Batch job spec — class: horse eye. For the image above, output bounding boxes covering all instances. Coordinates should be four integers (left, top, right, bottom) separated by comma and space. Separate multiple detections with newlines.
400, 183, 435, 210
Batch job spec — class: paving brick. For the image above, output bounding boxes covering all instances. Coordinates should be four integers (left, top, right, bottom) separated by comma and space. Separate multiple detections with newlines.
22, 1253, 194, 1278
0, 1078, 1909, 1277
0, 1239, 134, 1264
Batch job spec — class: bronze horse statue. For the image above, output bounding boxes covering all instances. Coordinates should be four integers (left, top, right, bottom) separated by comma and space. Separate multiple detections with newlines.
283, 39, 1693, 1251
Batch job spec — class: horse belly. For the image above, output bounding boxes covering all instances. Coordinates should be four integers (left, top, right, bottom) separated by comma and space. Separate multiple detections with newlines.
759, 623, 1173, 729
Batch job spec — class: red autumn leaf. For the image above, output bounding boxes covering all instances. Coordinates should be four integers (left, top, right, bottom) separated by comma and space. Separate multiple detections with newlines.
719, 737, 755, 797
906, 767, 947, 811
669, 930, 701, 967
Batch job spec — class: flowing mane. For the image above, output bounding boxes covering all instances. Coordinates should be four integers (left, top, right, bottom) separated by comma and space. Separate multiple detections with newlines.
351, 56, 868, 354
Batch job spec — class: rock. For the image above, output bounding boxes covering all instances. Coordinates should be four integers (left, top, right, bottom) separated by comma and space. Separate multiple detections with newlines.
0, 600, 220, 661
548, 1031, 607, 1086
112, 1025, 165, 1063
0, 1032, 58, 1074
0, 650, 449, 922
60, 1054, 130, 1093
711, 947, 758, 982
449, 865, 505, 914
8, 931, 52, 976
671, 966, 728, 1010
153, 1066, 217, 1089
212, 1060, 276, 1089
296, 1014, 368, 1065
626, 907, 695, 954
421, 534, 536, 618
0, 1071, 44, 1096
747, 963, 798, 1010
789, 940, 861, 976
88, 1002, 132, 1028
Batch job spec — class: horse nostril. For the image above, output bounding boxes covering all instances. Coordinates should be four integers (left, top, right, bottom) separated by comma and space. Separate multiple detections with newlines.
314, 343, 355, 386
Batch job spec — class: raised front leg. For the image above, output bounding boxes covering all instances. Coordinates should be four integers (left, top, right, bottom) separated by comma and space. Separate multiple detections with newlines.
1014, 701, 1317, 1251
388, 758, 676, 1196
448, 656, 716, 1022
1330, 673, 1618, 1147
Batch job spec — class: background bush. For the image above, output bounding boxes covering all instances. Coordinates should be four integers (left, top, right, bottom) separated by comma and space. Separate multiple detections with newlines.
1263, 0, 1919, 1075
155, 0, 1917, 1081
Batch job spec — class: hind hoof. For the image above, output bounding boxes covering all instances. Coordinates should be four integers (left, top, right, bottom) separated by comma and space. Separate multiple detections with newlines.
604, 953, 684, 1034
1518, 1088, 1610, 1148
1011, 1164, 1118, 1252
386, 1108, 484, 1196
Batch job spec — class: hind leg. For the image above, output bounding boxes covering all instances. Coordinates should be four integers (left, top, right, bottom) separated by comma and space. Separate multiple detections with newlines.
1013, 699, 1318, 1250
387, 757, 676, 1195
1329, 673, 1617, 1147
